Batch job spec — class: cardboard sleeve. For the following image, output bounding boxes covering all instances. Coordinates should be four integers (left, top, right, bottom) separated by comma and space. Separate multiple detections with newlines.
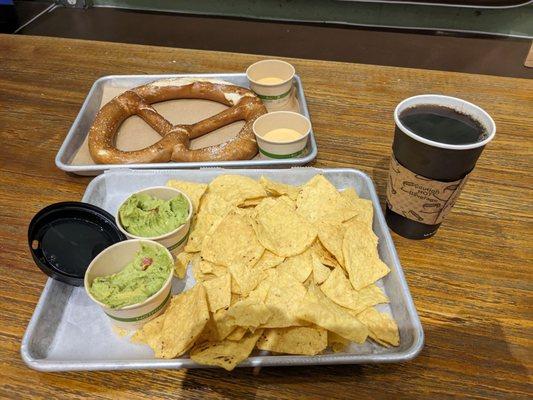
386, 155, 469, 225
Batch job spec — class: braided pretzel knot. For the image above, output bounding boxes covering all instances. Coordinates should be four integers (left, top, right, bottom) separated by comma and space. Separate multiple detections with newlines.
88, 78, 267, 164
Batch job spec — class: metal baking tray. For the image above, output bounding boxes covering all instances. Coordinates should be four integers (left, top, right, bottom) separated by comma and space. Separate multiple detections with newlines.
21, 168, 424, 371
55, 74, 317, 176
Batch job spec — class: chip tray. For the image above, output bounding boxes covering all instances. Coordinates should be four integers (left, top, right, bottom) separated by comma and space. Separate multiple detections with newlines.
21, 168, 424, 371
55, 73, 317, 176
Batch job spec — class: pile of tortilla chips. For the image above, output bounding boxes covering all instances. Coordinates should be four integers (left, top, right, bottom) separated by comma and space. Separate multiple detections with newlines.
132, 175, 399, 370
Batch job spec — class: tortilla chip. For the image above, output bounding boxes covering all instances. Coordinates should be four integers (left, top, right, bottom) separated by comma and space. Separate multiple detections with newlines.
252, 196, 277, 215
201, 210, 265, 268
317, 221, 345, 266
343, 198, 374, 228
328, 331, 350, 353
247, 277, 272, 303
174, 251, 194, 279
226, 327, 247, 341
253, 196, 317, 257
166, 179, 207, 212
190, 329, 263, 371
312, 253, 331, 284
211, 309, 237, 341
198, 258, 227, 277
228, 263, 262, 296
296, 175, 357, 224
191, 254, 216, 282
296, 284, 368, 343
185, 192, 233, 252
207, 174, 267, 206
320, 268, 388, 314
203, 274, 231, 312
262, 270, 308, 328
195, 314, 218, 344
142, 284, 209, 358
228, 292, 239, 303
254, 250, 285, 271
342, 220, 390, 290
340, 187, 359, 201
359, 284, 389, 306
131, 312, 165, 349
357, 307, 400, 347
276, 247, 313, 283
239, 197, 266, 208
256, 326, 327, 355
197, 309, 237, 343
227, 298, 272, 329
259, 176, 300, 201
311, 240, 342, 270
230, 276, 242, 295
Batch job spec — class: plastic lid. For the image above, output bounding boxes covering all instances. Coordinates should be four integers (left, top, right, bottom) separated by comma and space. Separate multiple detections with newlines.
28, 202, 126, 287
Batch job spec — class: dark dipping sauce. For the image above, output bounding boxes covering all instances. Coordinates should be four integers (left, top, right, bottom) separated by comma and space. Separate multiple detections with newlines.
399, 105, 486, 145
41, 218, 116, 277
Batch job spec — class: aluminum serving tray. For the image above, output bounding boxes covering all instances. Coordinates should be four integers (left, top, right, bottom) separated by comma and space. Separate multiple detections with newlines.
55, 74, 317, 176
21, 168, 424, 372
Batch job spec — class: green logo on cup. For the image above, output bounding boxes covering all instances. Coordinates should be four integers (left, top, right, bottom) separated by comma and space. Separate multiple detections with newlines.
259, 148, 304, 159
167, 226, 191, 252
105, 291, 171, 322
255, 88, 292, 101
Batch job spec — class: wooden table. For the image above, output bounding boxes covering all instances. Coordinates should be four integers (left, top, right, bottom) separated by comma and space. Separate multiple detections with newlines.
0, 34, 531, 399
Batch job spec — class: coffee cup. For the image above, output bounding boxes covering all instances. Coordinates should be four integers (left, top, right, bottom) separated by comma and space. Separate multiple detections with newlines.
385, 94, 496, 239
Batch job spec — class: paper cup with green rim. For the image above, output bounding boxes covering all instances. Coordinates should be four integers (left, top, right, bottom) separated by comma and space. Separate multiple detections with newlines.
116, 186, 193, 256
246, 59, 295, 107
253, 111, 311, 159
84, 239, 174, 329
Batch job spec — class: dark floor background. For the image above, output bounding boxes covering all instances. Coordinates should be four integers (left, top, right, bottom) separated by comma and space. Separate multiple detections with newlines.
9, 2, 533, 79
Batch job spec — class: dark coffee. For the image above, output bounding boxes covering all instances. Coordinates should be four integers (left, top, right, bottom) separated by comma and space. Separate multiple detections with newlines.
399, 105, 486, 145
387, 96, 495, 240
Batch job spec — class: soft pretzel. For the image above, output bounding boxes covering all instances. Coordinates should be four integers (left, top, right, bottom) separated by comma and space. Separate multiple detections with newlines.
88, 78, 267, 164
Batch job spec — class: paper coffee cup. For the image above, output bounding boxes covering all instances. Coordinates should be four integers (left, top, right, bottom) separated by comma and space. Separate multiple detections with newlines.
246, 60, 295, 108
116, 186, 193, 254
253, 111, 311, 159
386, 94, 496, 239
84, 239, 173, 329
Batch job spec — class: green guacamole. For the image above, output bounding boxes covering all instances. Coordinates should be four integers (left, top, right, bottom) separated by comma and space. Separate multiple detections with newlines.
89, 244, 172, 309
119, 193, 189, 237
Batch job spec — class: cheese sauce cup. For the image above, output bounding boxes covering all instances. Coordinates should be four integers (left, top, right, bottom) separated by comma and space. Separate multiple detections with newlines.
253, 111, 311, 159
84, 239, 173, 329
246, 60, 295, 108
116, 186, 193, 256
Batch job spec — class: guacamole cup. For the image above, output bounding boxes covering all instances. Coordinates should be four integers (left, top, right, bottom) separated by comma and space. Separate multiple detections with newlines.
116, 186, 193, 255
84, 239, 173, 329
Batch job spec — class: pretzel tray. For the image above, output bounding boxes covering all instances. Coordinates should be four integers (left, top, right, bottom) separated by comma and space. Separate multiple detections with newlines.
21, 168, 424, 372
55, 74, 317, 176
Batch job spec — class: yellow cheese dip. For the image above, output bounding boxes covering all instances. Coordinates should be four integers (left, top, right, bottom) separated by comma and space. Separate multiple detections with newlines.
256, 77, 284, 85
263, 128, 302, 142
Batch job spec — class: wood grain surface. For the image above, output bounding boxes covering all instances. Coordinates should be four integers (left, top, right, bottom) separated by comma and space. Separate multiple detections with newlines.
0, 34, 532, 400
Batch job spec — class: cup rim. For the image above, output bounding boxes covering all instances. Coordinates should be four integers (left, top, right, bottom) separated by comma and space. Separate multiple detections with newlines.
115, 186, 193, 240
394, 94, 496, 151
253, 111, 311, 145
246, 59, 295, 87
84, 239, 174, 311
